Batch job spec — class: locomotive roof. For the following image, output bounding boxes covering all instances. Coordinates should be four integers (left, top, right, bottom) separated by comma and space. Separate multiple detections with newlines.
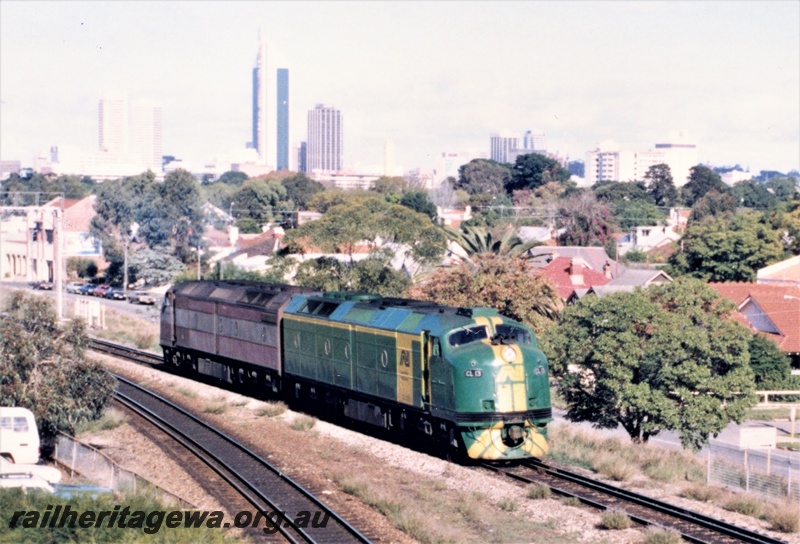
170, 280, 317, 309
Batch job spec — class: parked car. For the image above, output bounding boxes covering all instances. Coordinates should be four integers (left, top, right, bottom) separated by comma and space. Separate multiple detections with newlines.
29, 281, 53, 291
92, 284, 110, 298
0, 456, 62, 485
65, 282, 85, 294
128, 292, 156, 305
103, 287, 127, 300
78, 284, 97, 296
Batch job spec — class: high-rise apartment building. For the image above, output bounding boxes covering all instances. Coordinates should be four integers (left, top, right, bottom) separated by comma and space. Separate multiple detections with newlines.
307, 104, 342, 173
523, 129, 547, 151
99, 92, 128, 153
490, 133, 518, 163
130, 100, 163, 172
251, 33, 289, 170
584, 136, 697, 186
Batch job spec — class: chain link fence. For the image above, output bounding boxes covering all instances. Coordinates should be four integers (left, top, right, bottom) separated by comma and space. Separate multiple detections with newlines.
54, 433, 194, 508
706, 441, 800, 501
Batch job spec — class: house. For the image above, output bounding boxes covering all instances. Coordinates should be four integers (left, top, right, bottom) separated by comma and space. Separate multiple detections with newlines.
529, 246, 624, 278
757, 256, 800, 286
539, 256, 613, 301
579, 269, 673, 300
0, 196, 103, 283
709, 282, 800, 371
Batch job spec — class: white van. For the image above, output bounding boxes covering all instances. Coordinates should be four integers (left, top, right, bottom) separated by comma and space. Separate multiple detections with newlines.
0, 407, 40, 464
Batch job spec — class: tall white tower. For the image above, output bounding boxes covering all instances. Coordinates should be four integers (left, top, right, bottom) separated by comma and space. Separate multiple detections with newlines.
252, 31, 274, 168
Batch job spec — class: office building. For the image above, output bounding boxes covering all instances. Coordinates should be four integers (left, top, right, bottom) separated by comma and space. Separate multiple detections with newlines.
98, 92, 128, 154
307, 104, 342, 173
251, 33, 289, 170
130, 100, 163, 172
490, 133, 518, 163
276, 68, 289, 170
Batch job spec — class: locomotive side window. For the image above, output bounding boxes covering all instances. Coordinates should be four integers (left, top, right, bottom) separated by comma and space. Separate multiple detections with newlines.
447, 326, 488, 347
495, 324, 532, 344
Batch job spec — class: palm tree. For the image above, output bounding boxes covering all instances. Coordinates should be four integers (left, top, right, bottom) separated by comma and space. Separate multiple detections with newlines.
444, 225, 542, 263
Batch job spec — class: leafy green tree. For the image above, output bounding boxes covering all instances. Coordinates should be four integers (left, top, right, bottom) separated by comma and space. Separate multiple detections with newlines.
506, 153, 570, 193
0, 292, 115, 452
127, 247, 186, 286
545, 279, 756, 450
594, 180, 652, 204
308, 189, 372, 213
748, 334, 791, 388
765, 177, 799, 201
281, 173, 325, 210
0, 173, 95, 205
231, 178, 293, 226
294, 251, 410, 297
454, 159, 513, 200
67, 257, 98, 279
399, 190, 437, 219
681, 165, 728, 207
407, 254, 562, 334
669, 212, 784, 281
216, 170, 249, 185
557, 191, 616, 246
283, 197, 445, 266
446, 225, 540, 262
771, 201, 800, 255
612, 200, 666, 231
643, 164, 679, 208
689, 190, 738, 222
730, 180, 780, 209
235, 217, 260, 234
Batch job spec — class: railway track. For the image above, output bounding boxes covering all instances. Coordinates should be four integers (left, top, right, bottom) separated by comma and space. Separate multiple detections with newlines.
112, 375, 371, 544
483, 460, 787, 544
91, 340, 370, 543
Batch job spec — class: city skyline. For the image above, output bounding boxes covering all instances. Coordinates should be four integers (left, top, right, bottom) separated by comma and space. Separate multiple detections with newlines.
1, 1, 798, 176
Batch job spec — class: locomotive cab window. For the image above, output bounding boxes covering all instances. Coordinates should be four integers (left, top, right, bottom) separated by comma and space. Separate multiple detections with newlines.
448, 326, 489, 347
495, 324, 532, 344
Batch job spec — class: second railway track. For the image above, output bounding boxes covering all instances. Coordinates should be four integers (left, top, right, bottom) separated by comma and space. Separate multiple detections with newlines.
110, 372, 371, 544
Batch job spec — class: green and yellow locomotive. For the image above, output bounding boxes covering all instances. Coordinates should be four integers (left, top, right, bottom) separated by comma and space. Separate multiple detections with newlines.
160, 280, 551, 460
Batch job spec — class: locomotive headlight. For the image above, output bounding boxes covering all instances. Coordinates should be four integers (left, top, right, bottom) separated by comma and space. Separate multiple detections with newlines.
502, 346, 517, 363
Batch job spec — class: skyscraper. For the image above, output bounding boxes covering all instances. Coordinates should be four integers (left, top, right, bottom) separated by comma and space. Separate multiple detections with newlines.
307, 104, 342, 173
490, 133, 518, 163
251, 33, 289, 170
276, 68, 289, 170
99, 92, 128, 153
130, 100, 163, 172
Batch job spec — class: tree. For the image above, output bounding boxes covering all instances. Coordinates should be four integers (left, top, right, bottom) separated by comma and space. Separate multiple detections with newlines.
294, 251, 411, 297
399, 190, 437, 219
643, 164, 679, 208
730, 179, 780, 209
0, 292, 115, 453
453, 159, 513, 199
681, 165, 728, 207
446, 225, 540, 262
407, 254, 562, 334
545, 279, 756, 450
688, 190, 738, 222
669, 212, 785, 281
506, 153, 570, 193
281, 173, 325, 210
216, 170, 249, 185
613, 200, 667, 231
748, 334, 791, 388
557, 191, 616, 246
231, 178, 293, 226
283, 197, 445, 267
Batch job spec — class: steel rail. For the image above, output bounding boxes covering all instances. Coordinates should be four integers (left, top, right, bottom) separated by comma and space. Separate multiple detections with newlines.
483, 460, 786, 544
111, 373, 371, 544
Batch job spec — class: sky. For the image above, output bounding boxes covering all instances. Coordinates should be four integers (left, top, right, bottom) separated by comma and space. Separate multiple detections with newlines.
1, 1, 799, 175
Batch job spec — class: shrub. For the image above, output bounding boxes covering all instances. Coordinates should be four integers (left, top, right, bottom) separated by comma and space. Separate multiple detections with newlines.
765, 501, 800, 533
680, 484, 721, 502
290, 415, 316, 431
599, 509, 632, 530
643, 528, 682, 544
497, 498, 517, 512
527, 484, 552, 500
256, 402, 287, 418
723, 494, 764, 518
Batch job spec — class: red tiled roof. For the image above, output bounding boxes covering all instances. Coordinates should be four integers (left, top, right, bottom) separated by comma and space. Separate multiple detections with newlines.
540, 256, 612, 300
709, 282, 800, 354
